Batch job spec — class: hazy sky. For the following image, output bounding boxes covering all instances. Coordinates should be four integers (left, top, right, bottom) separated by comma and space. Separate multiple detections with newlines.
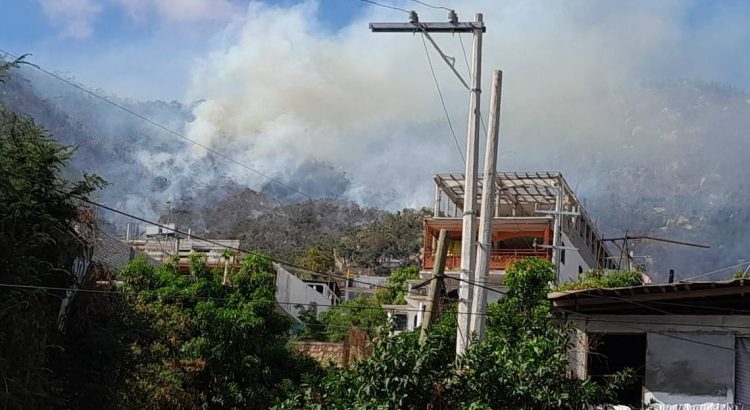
2, 0, 365, 100
2, 0, 750, 101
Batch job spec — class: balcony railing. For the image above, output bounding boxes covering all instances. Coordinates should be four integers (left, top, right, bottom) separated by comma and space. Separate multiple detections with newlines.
423, 249, 550, 271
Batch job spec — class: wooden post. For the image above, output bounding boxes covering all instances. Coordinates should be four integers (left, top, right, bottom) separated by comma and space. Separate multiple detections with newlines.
469, 70, 502, 341
420, 229, 449, 343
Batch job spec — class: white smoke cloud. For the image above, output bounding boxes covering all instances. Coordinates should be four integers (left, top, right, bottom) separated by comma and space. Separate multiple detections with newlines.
184, 0, 739, 207
38, 0, 102, 39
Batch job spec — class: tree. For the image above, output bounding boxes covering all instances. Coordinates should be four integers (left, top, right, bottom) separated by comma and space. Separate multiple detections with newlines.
296, 302, 327, 341
0, 86, 104, 408
279, 257, 632, 409
375, 265, 420, 305
117, 253, 319, 409
319, 295, 388, 342
453, 257, 632, 409
297, 246, 335, 275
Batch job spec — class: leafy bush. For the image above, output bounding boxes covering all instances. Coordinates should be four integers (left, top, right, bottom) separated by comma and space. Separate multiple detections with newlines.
556, 269, 644, 291
117, 253, 318, 409
375, 265, 421, 305
319, 295, 388, 342
278, 257, 633, 409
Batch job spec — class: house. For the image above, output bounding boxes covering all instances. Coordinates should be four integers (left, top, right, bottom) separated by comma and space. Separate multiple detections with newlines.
125, 224, 240, 273
274, 263, 340, 322
387, 172, 615, 332
549, 280, 750, 409
342, 274, 388, 301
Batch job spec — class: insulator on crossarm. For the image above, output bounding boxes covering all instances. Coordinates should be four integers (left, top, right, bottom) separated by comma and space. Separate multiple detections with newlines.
448, 10, 458, 24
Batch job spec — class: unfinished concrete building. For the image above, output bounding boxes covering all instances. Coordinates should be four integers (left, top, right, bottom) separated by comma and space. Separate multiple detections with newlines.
387, 172, 616, 332
125, 224, 240, 273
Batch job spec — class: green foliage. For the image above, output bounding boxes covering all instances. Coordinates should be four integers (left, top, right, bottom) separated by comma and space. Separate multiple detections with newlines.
332, 208, 430, 273
0, 103, 105, 409
276, 309, 458, 410
118, 253, 317, 409
456, 258, 632, 409
0, 55, 30, 83
375, 265, 420, 305
279, 257, 632, 409
319, 295, 388, 342
297, 246, 335, 274
296, 302, 327, 341
556, 269, 644, 291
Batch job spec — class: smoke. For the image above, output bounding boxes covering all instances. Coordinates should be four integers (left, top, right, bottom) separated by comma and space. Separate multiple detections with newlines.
177, 0, 750, 278
8, 0, 750, 279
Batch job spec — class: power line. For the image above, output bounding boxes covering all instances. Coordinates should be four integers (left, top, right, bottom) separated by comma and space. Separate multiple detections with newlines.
8, 283, 750, 350
681, 260, 750, 281
419, 33, 465, 163
0, 49, 314, 200
0, 167, 419, 295
453, 276, 505, 295
359, 0, 411, 14
409, 0, 452, 11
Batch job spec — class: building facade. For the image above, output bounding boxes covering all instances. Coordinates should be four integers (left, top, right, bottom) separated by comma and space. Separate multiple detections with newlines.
386, 172, 615, 333
550, 280, 750, 408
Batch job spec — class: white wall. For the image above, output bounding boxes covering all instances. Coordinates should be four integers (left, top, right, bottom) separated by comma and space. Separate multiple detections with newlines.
274, 263, 333, 322
559, 231, 594, 283
570, 314, 750, 406
646, 333, 734, 404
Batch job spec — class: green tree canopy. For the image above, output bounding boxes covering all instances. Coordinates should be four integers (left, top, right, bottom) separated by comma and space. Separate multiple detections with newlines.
0, 96, 104, 407
278, 257, 632, 409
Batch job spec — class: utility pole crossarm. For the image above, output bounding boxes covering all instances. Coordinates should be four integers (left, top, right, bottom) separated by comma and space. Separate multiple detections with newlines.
369, 22, 486, 33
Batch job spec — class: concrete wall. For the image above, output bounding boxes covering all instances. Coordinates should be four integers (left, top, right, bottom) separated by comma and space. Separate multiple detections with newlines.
274, 263, 333, 321
559, 231, 595, 283
569, 314, 750, 407
646, 332, 734, 404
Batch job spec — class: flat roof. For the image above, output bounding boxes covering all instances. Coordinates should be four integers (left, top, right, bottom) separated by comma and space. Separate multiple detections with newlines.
549, 280, 750, 315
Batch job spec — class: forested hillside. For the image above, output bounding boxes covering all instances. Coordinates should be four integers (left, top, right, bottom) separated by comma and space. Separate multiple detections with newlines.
6, 56, 750, 279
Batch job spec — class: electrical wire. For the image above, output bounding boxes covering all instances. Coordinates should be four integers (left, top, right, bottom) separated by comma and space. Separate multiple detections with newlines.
0, 49, 314, 200
0, 167, 423, 295
408, 0, 453, 11
681, 260, 750, 282
7, 282, 750, 337
419, 32, 465, 164
359, 0, 411, 13
453, 276, 505, 295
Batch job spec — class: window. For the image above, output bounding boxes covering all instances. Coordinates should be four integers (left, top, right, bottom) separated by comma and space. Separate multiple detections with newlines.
560, 241, 566, 264
393, 314, 407, 331
588, 333, 646, 407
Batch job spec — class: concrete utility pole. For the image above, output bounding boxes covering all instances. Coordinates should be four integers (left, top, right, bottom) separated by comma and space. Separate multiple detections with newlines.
551, 176, 564, 282
456, 12, 484, 356
370, 10, 486, 356
469, 70, 502, 341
